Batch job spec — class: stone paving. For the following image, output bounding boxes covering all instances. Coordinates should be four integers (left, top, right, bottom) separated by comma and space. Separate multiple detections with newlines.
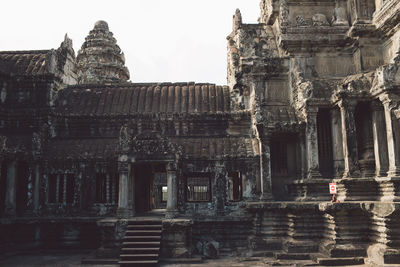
0, 250, 373, 267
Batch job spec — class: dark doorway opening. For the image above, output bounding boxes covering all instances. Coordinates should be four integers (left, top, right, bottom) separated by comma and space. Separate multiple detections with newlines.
270, 133, 299, 200
16, 161, 29, 215
0, 161, 7, 215
317, 108, 334, 177
355, 102, 375, 176
134, 163, 166, 213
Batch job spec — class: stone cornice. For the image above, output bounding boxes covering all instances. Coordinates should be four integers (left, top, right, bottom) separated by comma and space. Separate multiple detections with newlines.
278, 26, 354, 52
373, 0, 400, 37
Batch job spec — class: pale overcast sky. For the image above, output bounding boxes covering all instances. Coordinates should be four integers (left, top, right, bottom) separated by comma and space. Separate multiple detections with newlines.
0, 0, 260, 85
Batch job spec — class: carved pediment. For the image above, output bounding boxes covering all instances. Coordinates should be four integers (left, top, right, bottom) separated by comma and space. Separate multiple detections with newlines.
120, 128, 182, 160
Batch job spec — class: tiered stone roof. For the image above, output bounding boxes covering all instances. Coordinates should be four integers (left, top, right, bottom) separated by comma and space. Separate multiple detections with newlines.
0, 50, 51, 76
55, 83, 231, 116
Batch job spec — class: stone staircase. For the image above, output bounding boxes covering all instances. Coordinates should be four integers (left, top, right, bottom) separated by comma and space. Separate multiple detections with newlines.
119, 219, 162, 266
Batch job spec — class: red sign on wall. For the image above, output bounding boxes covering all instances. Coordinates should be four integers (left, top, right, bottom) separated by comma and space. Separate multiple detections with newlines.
329, 183, 337, 194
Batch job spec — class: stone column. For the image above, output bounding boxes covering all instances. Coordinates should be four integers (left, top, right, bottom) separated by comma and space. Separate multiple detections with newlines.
5, 160, 16, 216
56, 174, 61, 203
305, 107, 322, 178
106, 173, 110, 203
382, 100, 400, 176
371, 103, 389, 177
166, 162, 178, 218
63, 174, 67, 205
332, 0, 349, 26
33, 164, 40, 212
117, 159, 133, 218
298, 131, 307, 179
338, 100, 360, 178
331, 108, 345, 178
259, 134, 273, 200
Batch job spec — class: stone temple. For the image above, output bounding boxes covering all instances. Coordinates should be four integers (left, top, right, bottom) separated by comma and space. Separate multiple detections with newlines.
1, 0, 400, 266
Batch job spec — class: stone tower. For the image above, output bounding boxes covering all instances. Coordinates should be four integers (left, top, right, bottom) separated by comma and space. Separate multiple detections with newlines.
76, 20, 130, 84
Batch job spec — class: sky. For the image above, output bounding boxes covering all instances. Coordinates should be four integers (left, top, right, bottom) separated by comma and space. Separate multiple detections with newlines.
0, 0, 260, 85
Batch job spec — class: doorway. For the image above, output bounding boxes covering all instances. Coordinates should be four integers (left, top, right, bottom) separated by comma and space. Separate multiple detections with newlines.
0, 161, 7, 215
317, 108, 334, 177
270, 133, 300, 200
133, 163, 166, 213
16, 161, 29, 215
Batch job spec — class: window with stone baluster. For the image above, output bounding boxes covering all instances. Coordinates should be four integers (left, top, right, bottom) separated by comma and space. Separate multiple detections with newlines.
186, 175, 211, 202
48, 173, 74, 204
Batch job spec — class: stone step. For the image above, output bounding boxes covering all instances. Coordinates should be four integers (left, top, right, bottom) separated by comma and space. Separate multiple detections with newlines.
121, 247, 160, 252
274, 252, 311, 260
317, 257, 365, 266
127, 220, 162, 225
121, 219, 162, 266
81, 258, 119, 265
119, 260, 158, 266
125, 230, 162, 236
159, 257, 203, 264
120, 254, 158, 259
256, 240, 283, 251
123, 235, 161, 241
122, 241, 160, 247
251, 250, 275, 257
283, 242, 319, 253
123, 235, 161, 242
329, 247, 367, 258
264, 259, 316, 266
127, 224, 162, 230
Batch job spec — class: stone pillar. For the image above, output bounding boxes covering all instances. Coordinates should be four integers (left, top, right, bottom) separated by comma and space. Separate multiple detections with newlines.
77, 163, 84, 208
56, 174, 61, 203
117, 160, 133, 218
63, 174, 67, 204
305, 107, 322, 178
5, 160, 16, 216
259, 134, 273, 200
299, 131, 307, 179
166, 162, 178, 218
112, 172, 117, 205
106, 173, 110, 203
331, 108, 345, 178
338, 100, 360, 178
332, 0, 349, 26
372, 103, 389, 177
33, 164, 40, 212
382, 100, 400, 176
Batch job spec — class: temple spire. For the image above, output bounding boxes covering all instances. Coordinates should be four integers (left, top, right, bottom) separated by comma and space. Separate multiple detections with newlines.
76, 20, 130, 85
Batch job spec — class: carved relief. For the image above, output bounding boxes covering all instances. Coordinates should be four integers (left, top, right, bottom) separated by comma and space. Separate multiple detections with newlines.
119, 124, 130, 152
352, 0, 375, 21
279, 0, 289, 26
130, 131, 182, 160
295, 15, 305, 26
312, 14, 330, 26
